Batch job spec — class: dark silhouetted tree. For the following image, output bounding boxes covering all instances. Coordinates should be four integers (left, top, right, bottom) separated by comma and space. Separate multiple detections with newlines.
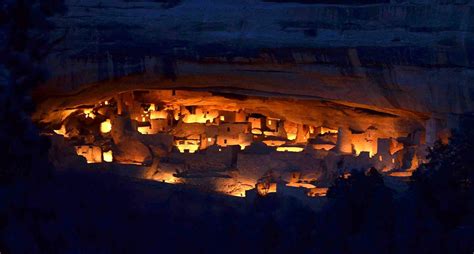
396, 116, 474, 253
315, 168, 395, 254
0, 0, 65, 182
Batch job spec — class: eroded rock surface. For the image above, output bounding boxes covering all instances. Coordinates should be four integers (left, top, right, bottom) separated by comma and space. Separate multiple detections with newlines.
36, 0, 474, 120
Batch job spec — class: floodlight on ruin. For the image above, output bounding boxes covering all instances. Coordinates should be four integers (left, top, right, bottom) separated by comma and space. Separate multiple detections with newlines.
319, 127, 338, 135
307, 187, 328, 197
148, 103, 156, 111
53, 125, 67, 137
389, 171, 413, 177
262, 140, 286, 147
83, 109, 95, 119
287, 133, 297, 140
150, 110, 168, 120
137, 126, 151, 135
353, 144, 375, 158
256, 182, 277, 196
286, 182, 316, 189
183, 114, 212, 123
103, 150, 113, 162
75, 146, 102, 163
100, 119, 112, 133
176, 140, 200, 153
161, 174, 184, 184
164, 177, 177, 184
276, 146, 304, 152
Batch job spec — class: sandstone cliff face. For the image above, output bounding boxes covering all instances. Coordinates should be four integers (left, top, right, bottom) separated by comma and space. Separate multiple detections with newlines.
36, 0, 474, 121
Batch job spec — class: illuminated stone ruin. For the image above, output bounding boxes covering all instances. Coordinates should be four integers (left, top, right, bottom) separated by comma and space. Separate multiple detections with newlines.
38, 89, 445, 198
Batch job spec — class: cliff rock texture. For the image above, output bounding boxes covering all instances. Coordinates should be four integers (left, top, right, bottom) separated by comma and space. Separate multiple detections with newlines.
35, 0, 474, 127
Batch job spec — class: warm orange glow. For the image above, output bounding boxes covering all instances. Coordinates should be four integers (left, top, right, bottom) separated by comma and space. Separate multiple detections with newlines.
288, 172, 301, 183
312, 144, 335, 151
351, 130, 378, 157
182, 109, 218, 123
225, 184, 254, 198
176, 139, 200, 153
150, 110, 168, 120
262, 140, 286, 147
389, 171, 413, 177
390, 140, 404, 155
230, 192, 246, 197
83, 109, 95, 119
248, 117, 262, 130
158, 174, 182, 184
287, 133, 296, 140
318, 127, 338, 135
276, 146, 304, 152
307, 187, 328, 197
41, 89, 433, 201
263, 131, 279, 136
53, 125, 67, 137
137, 126, 152, 134
100, 119, 112, 133
103, 150, 113, 162
75, 146, 102, 163
353, 141, 376, 157
146, 171, 182, 184
183, 114, 210, 123
164, 177, 180, 184
409, 155, 419, 170
256, 182, 277, 196
286, 182, 316, 188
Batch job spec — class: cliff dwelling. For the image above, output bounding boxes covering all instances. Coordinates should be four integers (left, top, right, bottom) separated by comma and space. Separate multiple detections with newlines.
34, 87, 441, 198
23, 0, 470, 200
4, 0, 474, 252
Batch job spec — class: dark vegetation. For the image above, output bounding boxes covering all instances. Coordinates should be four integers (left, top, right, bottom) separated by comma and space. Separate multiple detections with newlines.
0, 1, 473, 253
263, 0, 390, 5
0, 0, 65, 183
0, 119, 472, 253
123, 0, 183, 9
